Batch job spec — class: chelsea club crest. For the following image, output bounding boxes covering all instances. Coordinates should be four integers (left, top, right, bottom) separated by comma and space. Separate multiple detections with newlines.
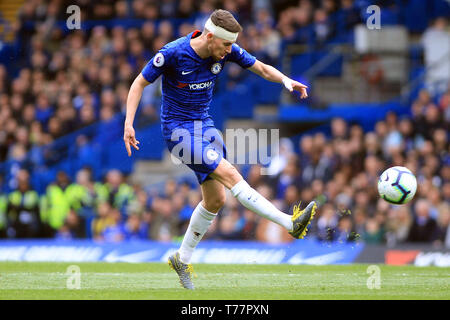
211, 63, 222, 74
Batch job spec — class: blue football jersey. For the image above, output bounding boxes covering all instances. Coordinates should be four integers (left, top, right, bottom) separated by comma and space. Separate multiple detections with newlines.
141, 31, 256, 125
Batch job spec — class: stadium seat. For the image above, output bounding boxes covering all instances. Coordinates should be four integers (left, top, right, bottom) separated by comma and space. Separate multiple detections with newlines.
313, 51, 343, 77
291, 52, 314, 78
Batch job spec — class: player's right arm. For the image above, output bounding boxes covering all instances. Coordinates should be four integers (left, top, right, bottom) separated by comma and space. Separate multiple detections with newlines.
124, 73, 150, 156
124, 49, 170, 156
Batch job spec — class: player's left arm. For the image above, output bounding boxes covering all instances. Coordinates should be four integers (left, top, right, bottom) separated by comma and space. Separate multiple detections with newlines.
248, 60, 308, 99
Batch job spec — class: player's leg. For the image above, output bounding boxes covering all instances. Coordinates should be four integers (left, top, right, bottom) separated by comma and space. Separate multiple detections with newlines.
178, 179, 224, 264
167, 121, 228, 289
168, 179, 224, 290
209, 158, 317, 238
209, 158, 292, 230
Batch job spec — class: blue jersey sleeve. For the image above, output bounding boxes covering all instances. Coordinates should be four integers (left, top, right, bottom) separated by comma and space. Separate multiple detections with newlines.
227, 43, 256, 69
141, 46, 174, 83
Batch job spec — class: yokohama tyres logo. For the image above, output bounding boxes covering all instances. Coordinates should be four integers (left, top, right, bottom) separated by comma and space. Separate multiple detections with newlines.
189, 81, 213, 90
177, 81, 213, 90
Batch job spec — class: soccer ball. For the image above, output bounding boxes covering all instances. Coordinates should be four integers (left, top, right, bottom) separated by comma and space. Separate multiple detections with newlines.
378, 166, 417, 204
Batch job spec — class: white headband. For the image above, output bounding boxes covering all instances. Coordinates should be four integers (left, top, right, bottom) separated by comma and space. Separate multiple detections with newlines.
204, 18, 238, 42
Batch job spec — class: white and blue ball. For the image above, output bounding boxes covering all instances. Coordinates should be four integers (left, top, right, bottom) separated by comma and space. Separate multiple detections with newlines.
378, 166, 417, 204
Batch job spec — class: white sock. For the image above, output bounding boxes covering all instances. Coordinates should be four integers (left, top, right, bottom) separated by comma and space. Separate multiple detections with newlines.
178, 202, 217, 264
231, 180, 293, 231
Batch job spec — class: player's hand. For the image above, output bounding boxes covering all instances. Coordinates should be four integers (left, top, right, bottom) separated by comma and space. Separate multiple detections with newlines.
124, 124, 140, 157
292, 80, 308, 99
282, 77, 308, 99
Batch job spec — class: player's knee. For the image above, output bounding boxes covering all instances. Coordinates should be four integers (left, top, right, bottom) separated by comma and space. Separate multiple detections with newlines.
212, 160, 244, 189
203, 194, 226, 213
224, 164, 243, 186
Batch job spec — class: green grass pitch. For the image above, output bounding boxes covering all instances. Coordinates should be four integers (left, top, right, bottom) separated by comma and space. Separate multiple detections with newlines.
0, 262, 448, 300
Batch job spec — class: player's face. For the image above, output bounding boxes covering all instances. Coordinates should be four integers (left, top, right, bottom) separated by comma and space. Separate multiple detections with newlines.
208, 35, 233, 61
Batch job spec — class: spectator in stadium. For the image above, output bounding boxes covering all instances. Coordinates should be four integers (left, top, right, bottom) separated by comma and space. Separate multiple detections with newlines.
6, 141, 33, 177
0, 64, 9, 93
258, 19, 282, 65
0, 185, 6, 238
240, 208, 259, 240
397, 117, 416, 153
91, 201, 115, 240
334, 214, 358, 243
4, 169, 41, 238
282, 184, 301, 213
407, 199, 440, 243
298, 134, 314, 169
162, 178, 177, 199
426, 186, 442, 220
55, 209, 86, 240
40, 171, 72, 235
385, 205, 413, 245
176, 0, 196, 19
418, 102, 447, 146
213, 208, 244, 240
331, 117, 349, 140
178, 190, 202, 233
193, 0, 215, 29
301, 146, 333, 185
310, 178, 327, 206
124, 213, 149, 240
149, 197, 179, 241
273, 154, 302, 200
102, 208, 126, 242
35, 93, 53, 129
66, 168, 104, 219
314, 203, 338, 242
421, 17, 450, 96
78, 105, 97, 129
265, 137, 295, 177
126, 186, 152, 216
436, 204, 450, 248
352, 207, 367, 239
438, 88, 450, 123
100, 169, 135, 214
433, 128, 448, 161
311, 7, 336, 48
338, 0, 361, 32
362, 217, 385, 244
383, 116, 404, 159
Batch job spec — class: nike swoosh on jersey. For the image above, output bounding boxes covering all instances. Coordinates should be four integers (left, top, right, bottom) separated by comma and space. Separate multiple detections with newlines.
181, 70, 194, 75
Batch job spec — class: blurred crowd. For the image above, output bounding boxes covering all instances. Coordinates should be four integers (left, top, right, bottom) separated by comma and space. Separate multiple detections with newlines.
0, 0, 369, 166
1, 89, 449, 246
256, 88, 449, 247
0, 0, 449, 246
